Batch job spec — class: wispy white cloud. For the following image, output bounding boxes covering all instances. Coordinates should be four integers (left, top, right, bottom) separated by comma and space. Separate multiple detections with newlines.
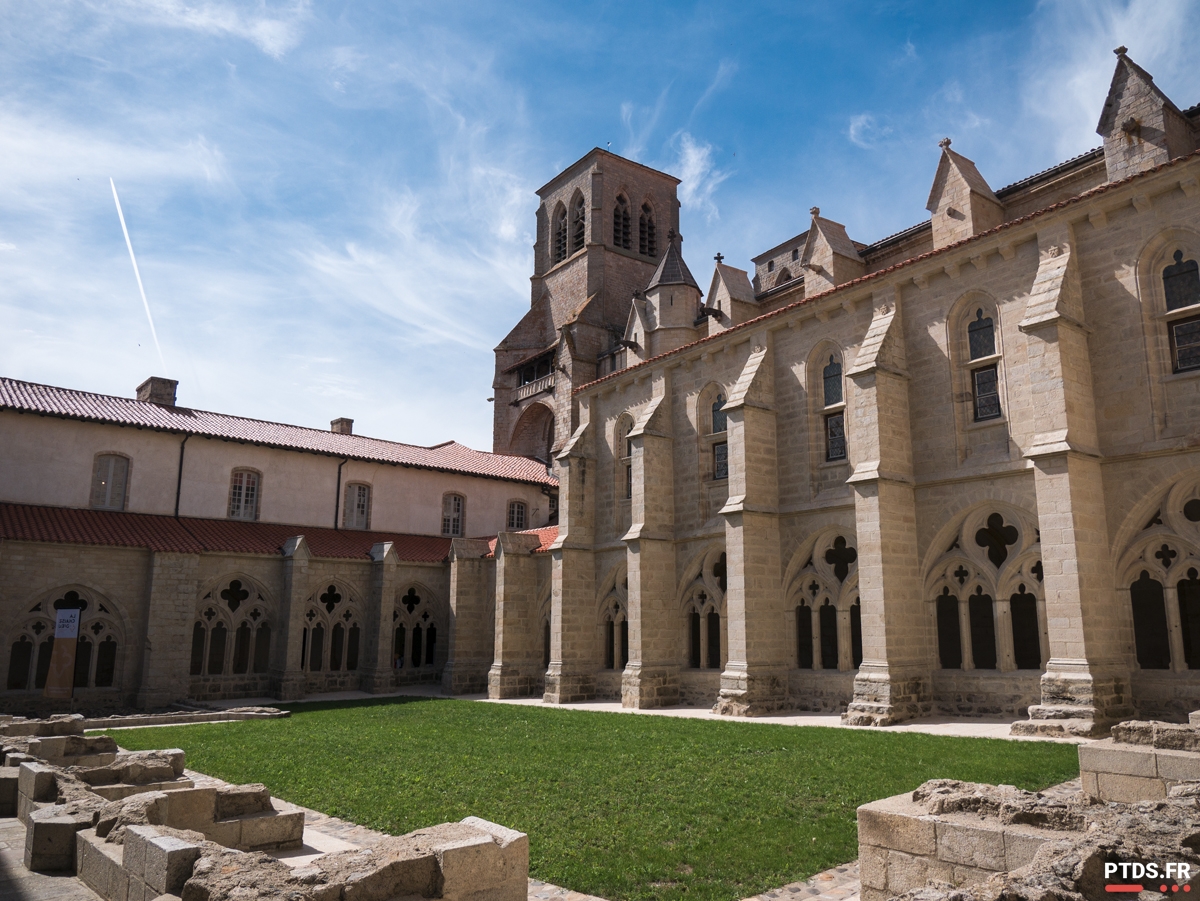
674, 133, 730, 224
104, 0, 313, 59
621, 87, 670, 161
847, 113, 893, 149
692, 59, 738, 117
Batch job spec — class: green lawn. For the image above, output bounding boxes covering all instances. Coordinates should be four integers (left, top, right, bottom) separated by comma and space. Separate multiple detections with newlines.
108, 698, 1079, 901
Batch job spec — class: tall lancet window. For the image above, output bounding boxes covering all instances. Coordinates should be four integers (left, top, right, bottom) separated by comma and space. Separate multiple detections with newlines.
613, 195, 631, 249
639, 203, 657, 257
968, 309, 1001, 421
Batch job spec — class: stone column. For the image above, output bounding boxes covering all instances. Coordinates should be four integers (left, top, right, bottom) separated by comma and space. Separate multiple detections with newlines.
546, 410, 598, 703
1163, 586, 1188, 674
273, 536, 310, 702
362, 542, 399, 693
622, 373, 680, 708
489, 531, 545, 698
844, 289, 933, 726
717, 335, 790, 716
959, 600, 975, 670
442, 538, 493, 695
1013, 224, 1133, 737
136, 551, 200, 709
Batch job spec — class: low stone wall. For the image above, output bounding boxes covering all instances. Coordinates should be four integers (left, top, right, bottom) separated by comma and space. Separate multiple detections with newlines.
1078, 718, 1200, 802
930, 670, 1041, 719
857, 781, 1076, 901
787, 670, 855, 713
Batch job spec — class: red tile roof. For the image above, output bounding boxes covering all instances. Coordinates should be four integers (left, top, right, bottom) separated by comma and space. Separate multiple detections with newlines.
0, 378, 557, 488
577, 146, 1200, 395
0, 503, 453, 562
484, 524, 559, 557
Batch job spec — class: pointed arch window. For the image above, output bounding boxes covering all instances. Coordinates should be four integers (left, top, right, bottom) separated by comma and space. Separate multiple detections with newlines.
639, 203, 657, 257
1164, 250, 1200, 311
1130, 571, 1171, 669
552, 204, 568, 264
570, 193, 586, 254
822, 356, 843, 406
613, 195, 631, 249
966, 308, 1002, 421
711, 394, 727, 434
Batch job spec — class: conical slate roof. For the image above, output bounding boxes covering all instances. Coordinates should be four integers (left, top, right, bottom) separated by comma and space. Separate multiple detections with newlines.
646, 232, 700, 292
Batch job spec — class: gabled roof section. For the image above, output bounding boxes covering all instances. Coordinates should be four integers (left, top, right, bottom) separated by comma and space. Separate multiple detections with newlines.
0, 502, 454, 562
0, 377, 557, 487
645, 232, 700, 292
707, 263, 756, 305
1097, 48, 1185, 135
925, 144, 1000, 211
800, 210, 862, 266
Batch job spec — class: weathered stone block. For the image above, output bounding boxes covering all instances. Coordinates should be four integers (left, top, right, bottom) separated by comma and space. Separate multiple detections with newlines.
1079, 739, 1157, 777
18, 761, 57, 802
858, 844, 888, 891
163, 789, 215, 832
935, 820, 1006, 870
1081, 770, 1099, 798
143, 833, 202, 895
25, 804, 94, 872
0, 767, 19, 816
858, 795, 938, 855
1004, 829, 1048, 870
124, 825, 159, 879
1155, 748, 1200, 783
886, 849, 930, 894
1096, 772, 1166, 803
213, 784, 270, 819
77, 829, 125, 901
237, 810, 304, 850
201, 820, 241, 849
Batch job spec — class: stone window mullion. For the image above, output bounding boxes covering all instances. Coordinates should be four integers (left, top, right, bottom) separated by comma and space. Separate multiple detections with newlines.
958, 599, 975, 670
837, 607, 852, 671
1164, 585, 1188, 673
995, 598, 1016, 671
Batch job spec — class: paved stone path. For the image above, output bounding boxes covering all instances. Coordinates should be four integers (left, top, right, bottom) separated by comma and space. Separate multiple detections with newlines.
0, 818, 101, 901
743, 861, 860, 901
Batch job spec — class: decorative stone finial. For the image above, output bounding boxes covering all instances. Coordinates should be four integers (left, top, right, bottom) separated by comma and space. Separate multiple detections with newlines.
810, 206, 820, 218
1114, 45, 1128, 57
939, 137, 952, 150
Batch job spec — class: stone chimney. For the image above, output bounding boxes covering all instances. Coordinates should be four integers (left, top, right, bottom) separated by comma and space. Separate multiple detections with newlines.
136, 376, 178, 407
331, 418, 354, 435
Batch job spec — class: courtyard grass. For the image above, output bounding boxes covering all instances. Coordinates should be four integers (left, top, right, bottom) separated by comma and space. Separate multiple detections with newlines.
108, 698, 1079, 901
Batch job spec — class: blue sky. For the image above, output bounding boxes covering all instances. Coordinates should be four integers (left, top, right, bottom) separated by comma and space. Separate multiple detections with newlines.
2, 1, 1199, 451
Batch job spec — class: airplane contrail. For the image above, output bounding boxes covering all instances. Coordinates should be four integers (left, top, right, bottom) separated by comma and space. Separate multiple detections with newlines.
110, 178, 168, 375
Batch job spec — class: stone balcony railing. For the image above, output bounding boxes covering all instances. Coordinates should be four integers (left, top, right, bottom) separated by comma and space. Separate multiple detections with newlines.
516, 373, 555, 400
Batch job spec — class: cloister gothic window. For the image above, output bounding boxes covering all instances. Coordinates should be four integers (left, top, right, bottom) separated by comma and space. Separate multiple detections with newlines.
393, 587, 442, 671
299, 583, 361, 675
189, 579, 271, 678
786, 533, 861, 671
613, 195, 631, 249
602, 592, 629, 671
1116, 484, 1200, 672
7, 589, 123, 691
678, 549, 727, 672
91, 454, 129, 511
926, 508, 1046, 673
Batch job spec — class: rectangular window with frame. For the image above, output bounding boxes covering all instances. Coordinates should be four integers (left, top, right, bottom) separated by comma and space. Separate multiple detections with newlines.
972, 364, 1002, 421
343, 483, 371, 529
824, 412, 846, 462
713, 441, 729, 480
442, 494, 464, 536
624, 463, 633, 499
507, 501, 526, 530
91, 455, 129, 511
228, 470, 260, 520
1171, 314, 1200, 372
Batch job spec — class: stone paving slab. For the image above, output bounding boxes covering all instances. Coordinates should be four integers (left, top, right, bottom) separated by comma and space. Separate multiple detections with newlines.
744, 861, 860, 901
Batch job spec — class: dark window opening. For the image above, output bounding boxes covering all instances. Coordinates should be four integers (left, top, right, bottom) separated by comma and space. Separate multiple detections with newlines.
232, 623, 251, 675
767, 260, 775, 273
825, 412, 846, 461
822, 356, 843, 406
711, 394, 727, 433
706, 611, 720, 669
796, 605, 813, 668
95, 637, 117, 687
393, 625, 405, 668
972, 364, 1001, 421
968, 590, 997, 670
1180, 568, 1200, 670
189, 623, 205, 676
825, 536, 857, 582
348, 624, 361, 671
543, 620, 551, 669
1130, 571, 1171, 669
411, 625, 423, 668
850, 601, 862, 668
35, 638, 53, 689
975, 513, 1018, 569
689, 610, 701, 668
570, 194, 586, 254
713, 442, 728, 480
1170, 314, 1200, 372
639, 203, 656, 257
613, 197, 631, 249
968, 309, 996, 359
552, 204, 568, 264
207, 622, 227, 676
620, 619, 630, 669
1164, 250, 1200, 311
936, 591, 962, 669
7, 637, 32, 690
819, 603, 838, 669
714, 553, 727, 593
423, 625, 434, 667
330, 623, 344, 671
605, 620, 615, 669
310, 624, 324, 672
253, 624, 271, 674
73, 636, 92, 688
1010, 587, 1042, 670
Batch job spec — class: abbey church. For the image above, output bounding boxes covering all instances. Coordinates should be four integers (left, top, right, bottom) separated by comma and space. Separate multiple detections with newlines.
2, 50, 1199, 735
479, 49, 1200, 735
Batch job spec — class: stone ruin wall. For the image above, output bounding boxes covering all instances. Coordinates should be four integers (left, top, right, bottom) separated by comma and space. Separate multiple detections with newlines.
5, 713, 529, 901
